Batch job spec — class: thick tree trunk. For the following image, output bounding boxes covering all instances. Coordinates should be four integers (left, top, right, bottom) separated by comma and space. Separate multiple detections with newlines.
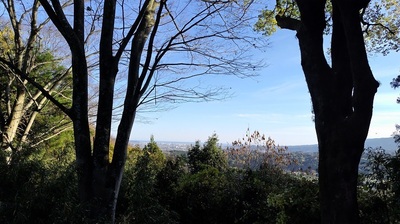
290, 0, 379, 223
318, 129, 364, 223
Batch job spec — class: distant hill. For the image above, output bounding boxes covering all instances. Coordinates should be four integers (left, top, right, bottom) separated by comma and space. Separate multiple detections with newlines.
364, 137, 398, 151
287, 137, 398, 153
130, 137, 398, 174
131, 137, 398, 153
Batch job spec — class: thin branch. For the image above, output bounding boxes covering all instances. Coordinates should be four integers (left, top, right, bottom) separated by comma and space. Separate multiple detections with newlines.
31, 123, 73, 147
39, 0, 78, 46
0, 57, 72, 117
360, 18, 396, 36
139, 0, 165, 95
23, 67, 72, 111
114, 0, 152, 62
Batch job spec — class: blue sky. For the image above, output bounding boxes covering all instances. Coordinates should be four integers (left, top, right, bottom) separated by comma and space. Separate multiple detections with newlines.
130, 29, 400, 146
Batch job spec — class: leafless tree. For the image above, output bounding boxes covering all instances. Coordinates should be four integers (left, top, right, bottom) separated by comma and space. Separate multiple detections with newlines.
1, 0, 265, 222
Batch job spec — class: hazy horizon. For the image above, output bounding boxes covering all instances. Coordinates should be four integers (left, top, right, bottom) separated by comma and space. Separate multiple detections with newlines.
127, 29, 400, 146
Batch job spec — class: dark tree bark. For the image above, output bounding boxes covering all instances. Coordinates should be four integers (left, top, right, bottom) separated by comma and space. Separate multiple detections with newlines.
38, 0, 260, 223
277, 0, 379, 223
35, 0, 259, 222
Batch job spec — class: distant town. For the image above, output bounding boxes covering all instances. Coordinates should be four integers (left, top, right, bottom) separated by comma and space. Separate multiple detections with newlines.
130, 137, 398, 153
130, 141, 195, 151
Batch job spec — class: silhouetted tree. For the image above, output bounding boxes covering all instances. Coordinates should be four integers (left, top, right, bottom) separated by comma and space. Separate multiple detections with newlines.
256, 0, 380, 222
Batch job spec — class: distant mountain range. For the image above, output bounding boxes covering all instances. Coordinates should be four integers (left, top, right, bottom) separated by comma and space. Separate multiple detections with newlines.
287, 137, 398, 153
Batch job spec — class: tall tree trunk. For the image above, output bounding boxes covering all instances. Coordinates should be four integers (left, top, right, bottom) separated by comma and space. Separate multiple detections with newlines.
89, 0, 118, 220
38, 0, 156, 222
3, 87, 24, 143
90, 1, 159, 222
2, 86, 25, 156
292, 0, 379, 222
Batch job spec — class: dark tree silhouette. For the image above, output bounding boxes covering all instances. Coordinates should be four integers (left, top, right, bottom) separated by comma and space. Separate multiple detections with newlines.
257, 0, 380, 222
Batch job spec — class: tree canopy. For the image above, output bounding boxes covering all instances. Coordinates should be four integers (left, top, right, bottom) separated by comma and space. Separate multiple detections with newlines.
188, 134, 227, 173
255, 0, 400, 55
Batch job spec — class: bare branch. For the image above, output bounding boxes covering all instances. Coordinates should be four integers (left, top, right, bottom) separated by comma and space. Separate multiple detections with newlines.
114, 0, 152, 62
0, 56, 72, 117
39, 0, 79, 47
23, 67, 72, 112
30, 121, 73, 147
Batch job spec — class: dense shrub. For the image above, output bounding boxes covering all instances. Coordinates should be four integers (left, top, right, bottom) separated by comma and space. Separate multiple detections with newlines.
0, 144, 85, 224
187, 134, 227, 173
117, 137, 178, 224
2, 135, 400, 223
359, 147, 400, 223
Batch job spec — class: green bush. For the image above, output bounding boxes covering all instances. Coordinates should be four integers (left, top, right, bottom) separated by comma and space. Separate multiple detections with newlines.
187, 134, 227, 173
5, 133, 399, 223
174, 167, 232, 224
117, 137, 178, 224
0, 144, 85, 224
358, 147, 400, 223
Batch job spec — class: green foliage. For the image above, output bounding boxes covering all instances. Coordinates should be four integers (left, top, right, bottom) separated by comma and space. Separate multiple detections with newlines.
254, 8, 279, 36
254, 0, 300, 35
117, 136, 176, 223
4, 132, 400, 223
0, 53, 72, 157
24, 50, 73, 145
166, 153, 319, 224
231, 167, 319, 224
187, 134, 227, 173
27, 130, 75, 164
155, 156, 187, 207
358, 147, 400, 223
358, 192, 392, 224
232, 169, 283, 223
266, 175, 319, 224
0, 24, 72, 154
139, 136, 167, 174
255, 0, 400, 55
362, 0, 400, 55
388, 150, 400, 199
0, 136, 87, 224
117, 134, 320, 223
363, 147, 392, 196
0, 27, 14, 56
175, 167, 231, 224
